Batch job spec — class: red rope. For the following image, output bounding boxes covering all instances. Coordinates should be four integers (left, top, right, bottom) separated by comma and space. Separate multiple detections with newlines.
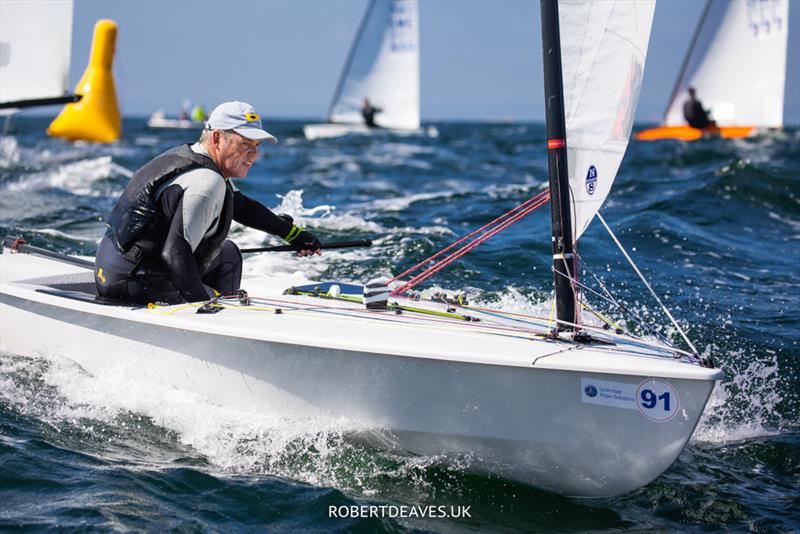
391, 190, 551, 295
388, 189, 550, 285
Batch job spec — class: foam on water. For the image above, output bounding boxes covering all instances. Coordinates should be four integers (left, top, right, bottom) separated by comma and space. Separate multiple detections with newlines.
3, 156, 133, 197
358, 190, 464, 213
694, 348, 784, 443
0, 349, 471, 496
25, 227, 102, 244
273, 189, 385, 232
0, 135, 21, 168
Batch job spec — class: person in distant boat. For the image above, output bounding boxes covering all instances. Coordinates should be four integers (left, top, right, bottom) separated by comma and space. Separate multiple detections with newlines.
94, 101, 322, 305
179, 99, 191, 121
191, 103, 207, 123
683, 87, 716, 130
361, 98, 382, 128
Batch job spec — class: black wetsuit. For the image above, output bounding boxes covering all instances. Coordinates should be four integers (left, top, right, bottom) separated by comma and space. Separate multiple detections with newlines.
683, 98, 714, 129
362, 104, 381, 128
95, 144, 293, 305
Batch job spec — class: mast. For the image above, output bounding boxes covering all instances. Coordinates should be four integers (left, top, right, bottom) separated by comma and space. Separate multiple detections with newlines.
326, 0, 377, 122
663, 0, 712, 122
540, 0, 576, 332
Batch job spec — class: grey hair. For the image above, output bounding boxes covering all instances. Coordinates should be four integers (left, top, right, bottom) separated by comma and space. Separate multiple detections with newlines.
199, 128, 213, 144
199, 128, 234, 145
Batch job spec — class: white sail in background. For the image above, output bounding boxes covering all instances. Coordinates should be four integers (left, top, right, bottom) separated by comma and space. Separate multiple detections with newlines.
0, 0, 74, 105
328, 0, 420, 130
664, 0, 789, 128
559, 0, 655, 240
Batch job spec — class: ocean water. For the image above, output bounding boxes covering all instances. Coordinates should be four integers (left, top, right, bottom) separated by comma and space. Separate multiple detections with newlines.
0, 117, 797, 532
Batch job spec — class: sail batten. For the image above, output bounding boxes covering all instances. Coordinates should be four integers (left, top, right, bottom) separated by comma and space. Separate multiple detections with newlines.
558, 0, 655, 240
328, 0, 420, 130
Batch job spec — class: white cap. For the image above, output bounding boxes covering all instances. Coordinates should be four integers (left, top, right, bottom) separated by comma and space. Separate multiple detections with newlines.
205, 101, 277, 143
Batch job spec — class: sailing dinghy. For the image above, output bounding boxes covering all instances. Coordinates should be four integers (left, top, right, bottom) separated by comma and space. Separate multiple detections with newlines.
146, 110, 205, 130
637, 0, 790, 141
0, 0, 721, 497
303, 0, 434, 140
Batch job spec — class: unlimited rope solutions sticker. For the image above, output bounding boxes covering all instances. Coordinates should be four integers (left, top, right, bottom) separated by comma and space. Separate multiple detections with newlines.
581, 377, 680, 422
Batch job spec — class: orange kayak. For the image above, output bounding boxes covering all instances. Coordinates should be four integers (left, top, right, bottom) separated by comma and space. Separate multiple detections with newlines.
635, 125, 755, 141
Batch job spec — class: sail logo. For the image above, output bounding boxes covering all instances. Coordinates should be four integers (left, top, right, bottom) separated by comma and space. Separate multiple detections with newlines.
746, 0, 784, 39
585, 165, 598, 195
390, 3, 415, 53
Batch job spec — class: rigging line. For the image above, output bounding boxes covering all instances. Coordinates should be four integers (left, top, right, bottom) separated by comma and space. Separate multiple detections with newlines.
553, 267, 616, 308
578, 300, 624, 334
445, 298, 694, 357
596, 212, 699, 355
571, 250, 671, 343
392, 195, 550, 294
393, 196, 550, 294
525, 299, 696, 358
554, 265, 675, 349
388, 189, 550, 284
556, 249, 580, 326
241, 295, 552, 341
585, 266, 672, 346
390, 190, 550, 284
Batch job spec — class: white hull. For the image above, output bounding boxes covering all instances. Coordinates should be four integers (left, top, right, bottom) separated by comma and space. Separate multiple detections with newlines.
0, 249, 721, 497
303, 122, 437, 140
146, 115, 203, 130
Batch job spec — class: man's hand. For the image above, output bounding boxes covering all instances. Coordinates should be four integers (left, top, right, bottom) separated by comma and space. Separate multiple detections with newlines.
293, 229, 322, 257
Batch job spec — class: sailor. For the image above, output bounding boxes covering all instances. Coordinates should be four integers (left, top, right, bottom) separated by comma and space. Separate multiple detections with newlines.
361, 98, 382, 128
682, 87, 716, 130
94, 101, 321, 304
179, 99, 191, 121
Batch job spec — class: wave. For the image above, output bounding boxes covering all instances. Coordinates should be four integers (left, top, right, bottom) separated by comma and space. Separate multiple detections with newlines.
694, 349, 785, 443
0, 350, 475, 498
2, 156, 132, 197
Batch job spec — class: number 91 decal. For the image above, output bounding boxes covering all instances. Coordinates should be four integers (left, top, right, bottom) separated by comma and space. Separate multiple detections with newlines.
636, 379, 679, 422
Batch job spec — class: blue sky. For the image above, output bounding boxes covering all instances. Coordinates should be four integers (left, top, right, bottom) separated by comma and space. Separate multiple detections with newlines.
69, 0, 800, 124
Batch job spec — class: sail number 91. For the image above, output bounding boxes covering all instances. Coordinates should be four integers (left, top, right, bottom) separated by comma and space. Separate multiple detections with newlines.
636, 379, 679, 422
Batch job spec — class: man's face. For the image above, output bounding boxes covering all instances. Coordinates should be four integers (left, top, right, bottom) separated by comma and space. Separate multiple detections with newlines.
215, 131, 261, 178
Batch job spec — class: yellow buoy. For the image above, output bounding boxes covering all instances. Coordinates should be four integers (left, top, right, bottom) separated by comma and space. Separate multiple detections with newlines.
48, 19, 121, 143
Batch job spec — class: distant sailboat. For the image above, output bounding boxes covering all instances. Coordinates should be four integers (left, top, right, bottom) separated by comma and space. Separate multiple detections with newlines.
304, 0, 433, 140
146, 110, 204, 130
637, 0, 789, 141
147, 105, 207, 130
0, 0, 79, 113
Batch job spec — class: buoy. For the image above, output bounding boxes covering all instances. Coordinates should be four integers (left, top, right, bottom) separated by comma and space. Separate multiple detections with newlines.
48, 19, 121, 143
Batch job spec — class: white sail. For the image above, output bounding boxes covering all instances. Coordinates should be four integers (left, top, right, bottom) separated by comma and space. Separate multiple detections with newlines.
664, 0, 789, 128
0, 0, 74, 105
328, 0, 420, 130
559, 0, 655, 240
